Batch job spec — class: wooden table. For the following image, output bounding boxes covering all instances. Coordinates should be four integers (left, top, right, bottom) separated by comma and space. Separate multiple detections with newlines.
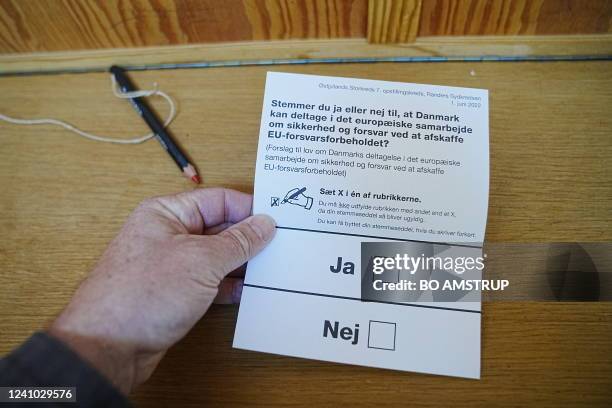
0, 61, 610, 407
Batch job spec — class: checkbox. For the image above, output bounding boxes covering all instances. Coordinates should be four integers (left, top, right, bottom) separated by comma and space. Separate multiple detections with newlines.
368, 320, 396, 351
368, 255, 400, 284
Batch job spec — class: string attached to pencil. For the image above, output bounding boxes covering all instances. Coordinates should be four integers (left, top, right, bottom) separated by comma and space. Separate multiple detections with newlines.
0, 75, 176, 145
1, 67, 199, 183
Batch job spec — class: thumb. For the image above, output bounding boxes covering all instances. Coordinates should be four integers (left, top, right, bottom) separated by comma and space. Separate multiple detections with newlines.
214, 214, 276, 274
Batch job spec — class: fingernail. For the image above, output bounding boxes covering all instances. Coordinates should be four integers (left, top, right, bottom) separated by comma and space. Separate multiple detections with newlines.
233, 280, 244, 304
250, 214, 276, 241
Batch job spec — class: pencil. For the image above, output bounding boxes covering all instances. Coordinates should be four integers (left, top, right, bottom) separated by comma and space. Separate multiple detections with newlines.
282, 187, 306, 203
110, 66, 200, 184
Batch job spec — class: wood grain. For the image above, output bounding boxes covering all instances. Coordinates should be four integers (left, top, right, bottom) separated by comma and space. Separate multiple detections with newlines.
0, 60, 610, 406
419, 0, 612, 36
368, 0, 422, 43
1, 0, 612, 53
2, 35, 612, 75
0, 0, 368, 53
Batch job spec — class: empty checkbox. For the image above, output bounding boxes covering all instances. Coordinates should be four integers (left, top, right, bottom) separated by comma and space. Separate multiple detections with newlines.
368, 320, 396, 351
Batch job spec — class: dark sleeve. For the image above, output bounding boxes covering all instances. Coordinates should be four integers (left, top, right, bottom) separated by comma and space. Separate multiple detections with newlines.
0, 332, 131, 407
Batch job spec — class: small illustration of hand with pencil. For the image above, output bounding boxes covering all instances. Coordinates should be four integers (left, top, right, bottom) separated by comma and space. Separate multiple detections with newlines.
282, 187, 313, 210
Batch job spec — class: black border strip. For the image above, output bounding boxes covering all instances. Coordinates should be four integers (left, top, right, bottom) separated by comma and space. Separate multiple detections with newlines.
1, 54, 611, 77
275, 226, 483, 249
244, 283, 482, 314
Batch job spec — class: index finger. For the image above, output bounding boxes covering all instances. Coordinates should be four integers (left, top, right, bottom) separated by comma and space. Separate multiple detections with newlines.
156, 188, 253, 234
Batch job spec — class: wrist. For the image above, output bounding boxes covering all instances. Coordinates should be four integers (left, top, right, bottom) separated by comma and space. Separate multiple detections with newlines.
47, 324, 136, 395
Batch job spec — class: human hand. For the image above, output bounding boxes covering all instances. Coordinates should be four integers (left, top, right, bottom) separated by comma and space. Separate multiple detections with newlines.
48, 188, 275, 394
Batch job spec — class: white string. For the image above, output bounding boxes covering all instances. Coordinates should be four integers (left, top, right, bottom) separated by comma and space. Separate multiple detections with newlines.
0, 75, 177, 145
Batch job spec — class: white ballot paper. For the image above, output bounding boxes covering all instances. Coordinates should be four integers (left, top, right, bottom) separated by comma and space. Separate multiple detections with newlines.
234, 72, 489, 379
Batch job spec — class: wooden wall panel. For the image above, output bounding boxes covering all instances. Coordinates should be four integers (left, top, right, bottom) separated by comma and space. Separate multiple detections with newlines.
245, 0, 367, 40
1, 0, 611, 52
367, 0, 422, 43
0, 0, 368, 53
418, 0, 612, 36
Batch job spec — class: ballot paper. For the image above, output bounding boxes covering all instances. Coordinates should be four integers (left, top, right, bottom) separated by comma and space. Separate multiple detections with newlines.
233, 72, 489, 379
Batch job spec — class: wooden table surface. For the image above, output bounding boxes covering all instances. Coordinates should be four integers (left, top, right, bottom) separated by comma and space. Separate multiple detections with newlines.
0, 61, 610, 407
